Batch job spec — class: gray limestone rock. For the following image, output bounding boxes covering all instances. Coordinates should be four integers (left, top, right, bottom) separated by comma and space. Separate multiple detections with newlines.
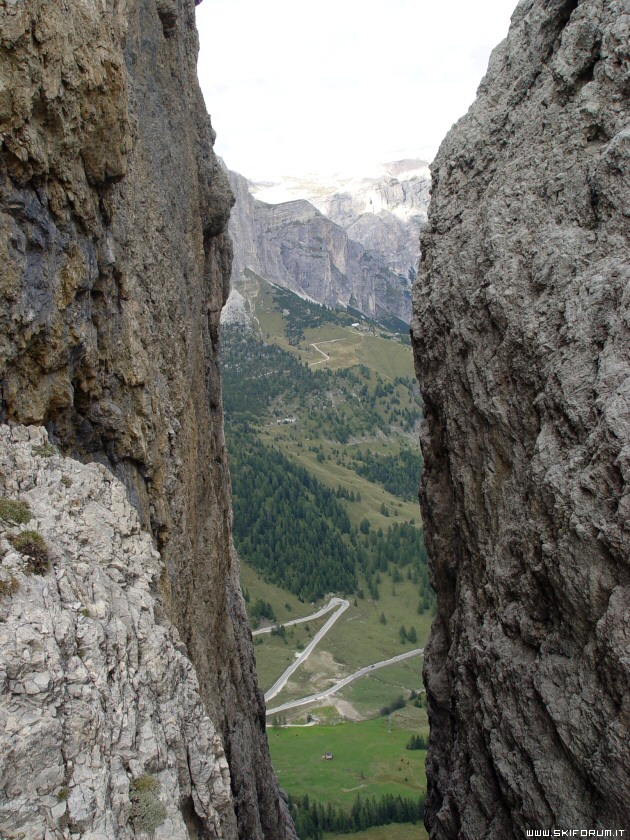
227, 165, 428, 324
411, 0, 630, 837
0, 425, 233, 838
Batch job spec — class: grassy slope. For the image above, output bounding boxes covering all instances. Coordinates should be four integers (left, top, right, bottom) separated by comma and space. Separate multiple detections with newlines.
268, 714, 428, 810
226, 275, 431, 829
339, 663, 421, 717
253, 275, 412, 378
254, 613, 331, 694
253, 570, 430, 715
239, 561, 310, 624
259, 427, 421, 532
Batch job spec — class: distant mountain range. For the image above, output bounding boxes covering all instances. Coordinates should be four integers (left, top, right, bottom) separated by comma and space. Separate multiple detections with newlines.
226, 160, 430, 326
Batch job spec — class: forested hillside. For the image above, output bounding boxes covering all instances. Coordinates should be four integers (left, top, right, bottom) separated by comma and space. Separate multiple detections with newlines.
221, 280, 432, 613
229, 423, 430, 606
230, 428, 356, 601
221, 243, 431, 840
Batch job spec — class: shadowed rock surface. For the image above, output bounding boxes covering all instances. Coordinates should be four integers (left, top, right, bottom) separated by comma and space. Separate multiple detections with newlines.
0, 1, 295, 837
411, 0, 629, 837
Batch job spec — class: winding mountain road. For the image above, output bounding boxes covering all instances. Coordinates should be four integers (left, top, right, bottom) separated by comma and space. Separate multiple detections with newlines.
263, 598, 350, 702
252, 597, 347, 636
266, 647, 424, 715
256, 597, 424, 716
308, 338, 347, 367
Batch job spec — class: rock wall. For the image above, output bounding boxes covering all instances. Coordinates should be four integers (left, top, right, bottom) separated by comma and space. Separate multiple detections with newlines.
251, 159, 431, 286
0, 2, 295, 838
411, 0, 629, 837
1, 425, 234, 839
306, 160, 430, 281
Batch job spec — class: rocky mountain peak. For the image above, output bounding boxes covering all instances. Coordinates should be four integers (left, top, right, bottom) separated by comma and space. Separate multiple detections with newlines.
251, 158, 430, 224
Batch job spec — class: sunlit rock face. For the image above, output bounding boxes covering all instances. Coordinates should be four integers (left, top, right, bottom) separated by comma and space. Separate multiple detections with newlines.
0, 2, 295, 837
0, 426, 234, 839
252, 159, 430, 284
411, 0, 629, 837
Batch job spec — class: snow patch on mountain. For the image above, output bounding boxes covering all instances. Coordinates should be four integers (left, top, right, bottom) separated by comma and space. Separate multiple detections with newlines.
251, 158, 430, 225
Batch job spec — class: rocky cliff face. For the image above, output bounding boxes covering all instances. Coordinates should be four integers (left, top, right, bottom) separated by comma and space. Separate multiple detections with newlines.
0, 2, 294, 838
411, 0, 629, 837
1, 426, 235, 839
228, 164, 428, 325
253, 160, 430, 282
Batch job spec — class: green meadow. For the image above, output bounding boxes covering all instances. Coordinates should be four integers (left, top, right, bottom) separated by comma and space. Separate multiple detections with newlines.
252, 571, 428, 716
325, 823, 428, 840
268, 715, 428, 811
259, 428, 422, 533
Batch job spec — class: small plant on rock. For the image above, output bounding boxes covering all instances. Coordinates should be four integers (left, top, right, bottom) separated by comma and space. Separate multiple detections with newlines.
0, 575, 20, 601
9, 530, 50, 574
0, 497, 32, 525
32, 442, 58, 458
129, 774, 167, 834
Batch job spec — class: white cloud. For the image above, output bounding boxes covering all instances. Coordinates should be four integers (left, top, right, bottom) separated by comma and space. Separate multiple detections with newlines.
196, 0, 517, 179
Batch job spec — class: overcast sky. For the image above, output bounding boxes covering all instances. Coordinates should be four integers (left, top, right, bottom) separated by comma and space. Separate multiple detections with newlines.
196, 0, 517, 181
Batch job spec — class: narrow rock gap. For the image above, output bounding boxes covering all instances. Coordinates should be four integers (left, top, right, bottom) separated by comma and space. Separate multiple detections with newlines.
554, 0, 580, 34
